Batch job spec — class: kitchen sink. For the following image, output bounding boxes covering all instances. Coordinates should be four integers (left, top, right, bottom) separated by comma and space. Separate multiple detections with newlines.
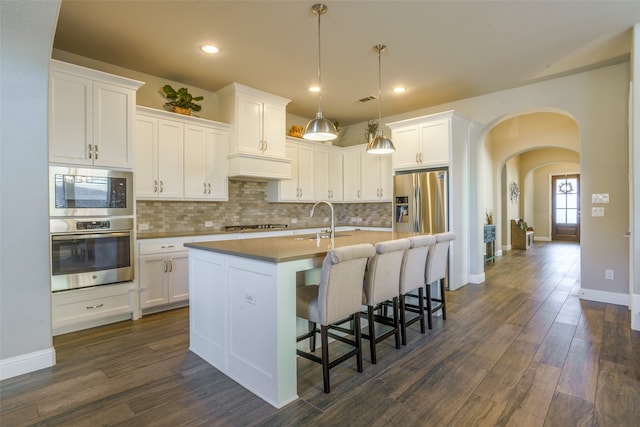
293, 233, 351, 240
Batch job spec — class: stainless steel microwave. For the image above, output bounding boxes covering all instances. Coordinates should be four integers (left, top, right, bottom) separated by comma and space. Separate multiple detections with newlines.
49, 166, 133, 217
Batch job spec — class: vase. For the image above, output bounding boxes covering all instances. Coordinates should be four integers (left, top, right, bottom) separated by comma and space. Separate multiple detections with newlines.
173, 106, 192, 116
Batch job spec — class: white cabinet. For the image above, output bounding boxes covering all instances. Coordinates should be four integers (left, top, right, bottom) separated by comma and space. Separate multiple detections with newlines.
314, 145, 343, 201
184, 124, 229, 200
388, 111, 461, 171
342, 145, 392, 202
139, 240, 189, 311
49, 60, 143, 168
268, 138, 315, 202
135, 111, 184, 199
52, 283, 135, 335
217, 83, 292, 180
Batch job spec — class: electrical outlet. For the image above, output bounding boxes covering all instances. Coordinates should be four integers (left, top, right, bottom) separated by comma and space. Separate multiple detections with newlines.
605, 269, 614, 280
204, 220, 213, 227
356, 217, 363, 223
324, 217, 329, 223
351, 217, 357, 223
291, 218, 298, 224
592, 207, 605, 217
138, 223, 149, 230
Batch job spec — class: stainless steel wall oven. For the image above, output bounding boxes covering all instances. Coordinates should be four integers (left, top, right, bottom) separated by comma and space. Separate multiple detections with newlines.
50, 217, 134, 292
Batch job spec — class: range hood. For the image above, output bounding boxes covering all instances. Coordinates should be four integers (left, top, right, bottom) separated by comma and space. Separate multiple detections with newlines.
227, 152, 292, 181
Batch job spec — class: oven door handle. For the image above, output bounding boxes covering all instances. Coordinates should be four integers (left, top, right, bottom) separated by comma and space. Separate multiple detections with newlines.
51, 232, 131, 241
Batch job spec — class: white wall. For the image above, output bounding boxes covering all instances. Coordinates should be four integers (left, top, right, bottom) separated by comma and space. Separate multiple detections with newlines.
0, 0, 59, 379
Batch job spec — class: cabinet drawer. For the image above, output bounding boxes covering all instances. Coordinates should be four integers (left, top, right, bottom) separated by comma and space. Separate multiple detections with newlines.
52, 284, 132, 332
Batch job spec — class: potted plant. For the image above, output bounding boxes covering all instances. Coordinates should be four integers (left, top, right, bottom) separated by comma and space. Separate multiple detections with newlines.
364, 120, 378, 143
162, 84, 203, 115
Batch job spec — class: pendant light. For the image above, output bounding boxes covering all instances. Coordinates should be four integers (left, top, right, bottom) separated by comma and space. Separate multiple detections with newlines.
367, 44, 396, 154
303, 3, 337, 142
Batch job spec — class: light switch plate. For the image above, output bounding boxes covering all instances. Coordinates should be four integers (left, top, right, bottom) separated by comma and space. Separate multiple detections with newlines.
592, 207, 605, 217
592, 193, 609, 203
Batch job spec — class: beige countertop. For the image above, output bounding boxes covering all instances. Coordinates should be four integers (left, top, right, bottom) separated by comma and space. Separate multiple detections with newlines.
184, 230, 421, 262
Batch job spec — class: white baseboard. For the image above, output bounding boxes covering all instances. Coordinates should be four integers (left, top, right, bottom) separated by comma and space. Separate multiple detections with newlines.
631, 293, 640, 331
579, 288, 629, 307
468, 273, 485, 284
0, 347, 56, 380
534, 236, 551, 242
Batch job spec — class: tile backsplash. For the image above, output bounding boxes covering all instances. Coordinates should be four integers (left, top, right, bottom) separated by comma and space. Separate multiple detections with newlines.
136, 180, 392, 235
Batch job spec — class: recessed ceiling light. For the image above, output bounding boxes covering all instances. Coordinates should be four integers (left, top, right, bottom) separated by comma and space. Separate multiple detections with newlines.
201, 45, 219, 54
393, 87, 406, 93
309, 86, 320, 93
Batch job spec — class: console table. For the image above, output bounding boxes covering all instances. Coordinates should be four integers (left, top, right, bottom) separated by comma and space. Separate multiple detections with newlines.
484, 224, 496, 263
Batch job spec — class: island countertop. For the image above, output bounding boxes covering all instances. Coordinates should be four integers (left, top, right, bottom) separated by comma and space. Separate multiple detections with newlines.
184, 229, 420, 262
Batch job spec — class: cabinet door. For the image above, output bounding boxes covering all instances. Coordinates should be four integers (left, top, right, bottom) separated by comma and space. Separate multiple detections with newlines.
139, 254, 169, 308
235, 93, 263, 155
184, 125, 208, 199
314, 148, 330, 200
419, 120, 449, 167
262, 101, 287, 158
342, 149, 362, 201
206, 127, 229, 200
390, 126, 419, 170
279, 143, 300, 200
49, 71, 93, 165
296, 144, 315, 201
360, 151, 381, 201
93, 82, 135, 168
328, 150, 343, 201
135, 115, 159, 198
157, 119, 184, 199
378, 153, 392, 201
168, 251, 189, 303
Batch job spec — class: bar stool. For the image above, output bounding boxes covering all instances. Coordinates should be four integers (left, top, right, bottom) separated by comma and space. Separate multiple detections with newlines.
296, 243, 375, 393
362, 238, 410, 364
399, 234, 436, 345
425, 231, 456, 329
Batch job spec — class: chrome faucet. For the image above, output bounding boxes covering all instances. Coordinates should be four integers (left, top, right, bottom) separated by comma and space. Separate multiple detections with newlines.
310, 200, 335, 238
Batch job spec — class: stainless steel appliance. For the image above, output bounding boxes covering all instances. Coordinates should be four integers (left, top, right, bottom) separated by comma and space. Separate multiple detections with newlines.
50, 217, 134, 292
393, 169, 448, 234
49, 166, 133, 217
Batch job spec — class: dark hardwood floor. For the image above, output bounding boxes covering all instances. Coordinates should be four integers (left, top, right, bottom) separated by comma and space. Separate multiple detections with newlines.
2, 242, 640, 426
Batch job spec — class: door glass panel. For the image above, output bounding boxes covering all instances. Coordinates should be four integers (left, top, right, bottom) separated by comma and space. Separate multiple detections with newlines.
566, 210, 577, 223
556, 195, 566, 209
567, 194, 578, 208
556, 210, 566, 223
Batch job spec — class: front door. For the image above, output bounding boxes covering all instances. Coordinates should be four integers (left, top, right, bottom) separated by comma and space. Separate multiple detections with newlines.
552, 174, 580, 242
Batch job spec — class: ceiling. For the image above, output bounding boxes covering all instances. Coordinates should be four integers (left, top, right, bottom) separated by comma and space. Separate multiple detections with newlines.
53, 1, 640, 126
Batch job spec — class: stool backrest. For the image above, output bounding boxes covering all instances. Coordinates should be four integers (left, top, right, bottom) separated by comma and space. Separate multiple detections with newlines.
363, 239, 411, 306
400, 235, 437, 294
426, 231, 456, 284
318, 243, 376, 325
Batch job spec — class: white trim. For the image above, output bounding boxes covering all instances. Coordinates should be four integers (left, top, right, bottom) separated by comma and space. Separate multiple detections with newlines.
468, 273, 485, 284
534, 236, 551, 242
631, 293, 640, 331
579, 288, 629, 307
0, 347, 56, 380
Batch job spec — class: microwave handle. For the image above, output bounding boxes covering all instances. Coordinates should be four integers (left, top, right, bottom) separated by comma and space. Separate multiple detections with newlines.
52, 232, 131, 241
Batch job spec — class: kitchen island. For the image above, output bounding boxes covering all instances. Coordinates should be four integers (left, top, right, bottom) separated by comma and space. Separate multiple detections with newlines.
184, 230, 418, 408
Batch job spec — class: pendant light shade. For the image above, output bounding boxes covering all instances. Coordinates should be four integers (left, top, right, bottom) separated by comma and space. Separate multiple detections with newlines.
303, 3, 337, 142
367, 44, 395, 154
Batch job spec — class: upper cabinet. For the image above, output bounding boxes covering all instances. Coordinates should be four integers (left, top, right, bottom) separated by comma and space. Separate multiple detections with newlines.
217, 83, 291, 180
342, 145, 392, 202
388, 111, 470, 171
268, 138, 315, 202
135, 106, 230, 201
314, 144, 343, 202
49, 60, 144, 169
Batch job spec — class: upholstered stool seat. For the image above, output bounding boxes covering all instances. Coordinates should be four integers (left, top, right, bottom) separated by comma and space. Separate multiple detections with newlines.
296, 243, 376, 393
362, 238, 411, 364
399, 234, 436, 345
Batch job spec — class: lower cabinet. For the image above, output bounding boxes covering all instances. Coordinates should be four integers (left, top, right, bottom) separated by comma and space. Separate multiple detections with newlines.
139, 241, 189, 312
52, 282, 135, 336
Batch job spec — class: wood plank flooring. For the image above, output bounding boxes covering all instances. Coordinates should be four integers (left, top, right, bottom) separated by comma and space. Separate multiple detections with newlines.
2, 241, 640, 426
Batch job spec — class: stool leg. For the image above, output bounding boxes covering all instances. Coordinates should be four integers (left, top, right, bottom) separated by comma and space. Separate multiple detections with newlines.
321, 324, 330, 393
400, 294, 407, 346
418, 287, 426, 333
354, 314, 363, 372
425, 283, 433, 329
309, 321, 316, 351
392, 297, 401, 349
368, 306, 377, 364
440, 279, 447, 320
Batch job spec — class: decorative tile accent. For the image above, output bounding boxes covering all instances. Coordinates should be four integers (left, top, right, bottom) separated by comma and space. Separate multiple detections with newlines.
136, 181, 392, 235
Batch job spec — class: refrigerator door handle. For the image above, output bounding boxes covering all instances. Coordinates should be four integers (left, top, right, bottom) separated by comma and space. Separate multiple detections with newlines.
413, 182, 421, 232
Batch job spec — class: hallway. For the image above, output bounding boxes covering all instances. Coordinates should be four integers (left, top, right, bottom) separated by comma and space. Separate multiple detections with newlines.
1, 242, 639, 426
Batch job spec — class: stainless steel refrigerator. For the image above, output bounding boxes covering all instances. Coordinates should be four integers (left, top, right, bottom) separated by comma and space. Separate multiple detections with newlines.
393, 169, 448, 234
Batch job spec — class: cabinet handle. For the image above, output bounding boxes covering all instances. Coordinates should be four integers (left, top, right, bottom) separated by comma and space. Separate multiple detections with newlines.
415, 152, 419, 163
167, 259, 173, 273
357, 189, 361, 199
88, 144, 93, 159
85, 303, 104, 309
154, 180, 158, 193
160, 180, 164, 192
163, 260, 168, 273
419, 153, 423, 163
94, 144, 99, 159
204, 183, 208, 194
208, 183, 211, 194
264, 140, 268, 151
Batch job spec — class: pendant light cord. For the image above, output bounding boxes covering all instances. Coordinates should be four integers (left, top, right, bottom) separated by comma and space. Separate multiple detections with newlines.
316, 7, 323, 111
377, 47, 382, 125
